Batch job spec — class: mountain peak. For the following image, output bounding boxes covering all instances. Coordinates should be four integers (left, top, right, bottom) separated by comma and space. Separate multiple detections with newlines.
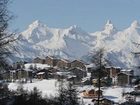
131, 20, 140, 28
69, 25, 80, 30
29, 20, 47, 28
106, 20, 112, 25
103, 20, 117, 34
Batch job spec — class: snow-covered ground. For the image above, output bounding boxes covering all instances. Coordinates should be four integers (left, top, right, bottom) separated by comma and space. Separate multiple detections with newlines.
8, 79, 137, 104
103, 86, 134, 103
8, 79, 59, 97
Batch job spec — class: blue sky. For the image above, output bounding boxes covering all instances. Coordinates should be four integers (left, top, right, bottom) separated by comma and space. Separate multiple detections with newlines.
9, 0, 140, 32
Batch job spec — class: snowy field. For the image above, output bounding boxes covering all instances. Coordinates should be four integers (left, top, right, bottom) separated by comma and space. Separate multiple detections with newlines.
8, 79, 135, 104
8, 79, 59, 97
103, 86, 134, 103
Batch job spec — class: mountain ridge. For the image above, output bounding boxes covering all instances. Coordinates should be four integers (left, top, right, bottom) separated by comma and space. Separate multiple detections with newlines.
13, 20, 140, 73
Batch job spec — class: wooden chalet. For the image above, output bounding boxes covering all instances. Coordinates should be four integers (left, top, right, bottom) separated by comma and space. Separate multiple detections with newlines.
56, 59, 71, 69
71, 60, 87, 70
33, 57, 45, 64
68, 67, 87, 80
35, 69, 49, 79
82, 89, 103, 98
105, 66, 121, 78
45, 56, 58, 67
117, 72, 132, 86
54, 71, 71, 80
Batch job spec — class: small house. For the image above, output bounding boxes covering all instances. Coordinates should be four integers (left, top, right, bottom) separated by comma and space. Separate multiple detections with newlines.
117, 72, 132, 86
82, 89, 103, 98
68, 67, 87, 80
56, 59, 71, 69
35, 69, 49, 79
105, 66, 121, 78
71, 60, 87, 70
33, 57, 45, 64
54, 71, 71, 80
45, 56, 58, 67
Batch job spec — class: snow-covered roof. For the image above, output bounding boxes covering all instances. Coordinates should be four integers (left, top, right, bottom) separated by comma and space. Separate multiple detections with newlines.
67, 75, 76, 79
56, 72, 71, 76
25, 63, 50, 69
105, 66, 121, 69
23, 69, 33, 72
85, 63, 96, 68
37, 72, 45, 75
10, 70, 16, 73
121, 69, 133, 72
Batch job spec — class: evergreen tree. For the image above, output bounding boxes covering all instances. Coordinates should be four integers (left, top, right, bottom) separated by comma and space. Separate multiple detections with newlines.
57, 81, 80, 105
66, 82, 79, 105
12, 87, 48, 105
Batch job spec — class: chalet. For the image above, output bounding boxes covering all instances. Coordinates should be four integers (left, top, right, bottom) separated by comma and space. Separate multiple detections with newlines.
35, 69, 49, 79
104, 66, 122, 85
68, 67, 87, 80
71, 60, 87, 70
105, 66, 121, 78
56, 59, 71, 69
82, 89, 103, 98
81, 77, 92, 85
86, 63, 95, 72
121, 69, 134, 76
48, 67, 59, 73
54, 71, 71, 80
33, 57, 45, 64
117, 72, 133, 86
67, 75, 78, 84
45, 56, 58, 67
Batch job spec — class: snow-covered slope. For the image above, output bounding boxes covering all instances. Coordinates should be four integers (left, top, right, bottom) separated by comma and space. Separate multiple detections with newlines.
14, 20, 94, 60
90, 20, 140, 69
13, 20, 140, 71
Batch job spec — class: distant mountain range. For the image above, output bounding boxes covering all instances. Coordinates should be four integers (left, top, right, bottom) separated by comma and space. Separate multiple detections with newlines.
12, 20, 140, 70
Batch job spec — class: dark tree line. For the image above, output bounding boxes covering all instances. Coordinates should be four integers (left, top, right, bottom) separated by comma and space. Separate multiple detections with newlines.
0, 81, 80, 105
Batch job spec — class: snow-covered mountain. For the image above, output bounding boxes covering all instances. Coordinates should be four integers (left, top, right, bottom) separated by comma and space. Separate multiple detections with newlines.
14, 20, 94, 61
13, 20, 140, 70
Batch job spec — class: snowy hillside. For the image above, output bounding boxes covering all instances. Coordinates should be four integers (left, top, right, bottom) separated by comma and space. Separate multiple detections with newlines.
14, 20, 94, 61
13, 20, 140, 70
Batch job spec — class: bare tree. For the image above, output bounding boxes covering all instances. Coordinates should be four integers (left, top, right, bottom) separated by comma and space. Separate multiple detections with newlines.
91, 48, 106, 105
0, 0, 17, 68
